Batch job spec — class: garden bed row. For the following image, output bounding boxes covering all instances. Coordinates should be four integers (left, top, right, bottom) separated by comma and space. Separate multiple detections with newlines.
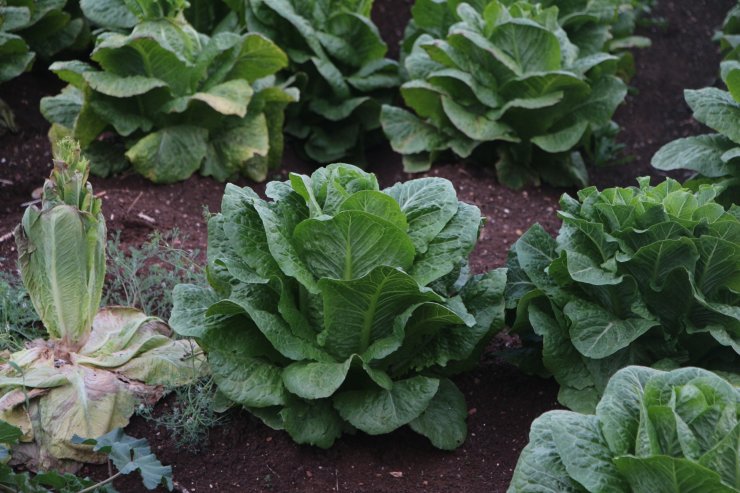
0, 0, 735, 491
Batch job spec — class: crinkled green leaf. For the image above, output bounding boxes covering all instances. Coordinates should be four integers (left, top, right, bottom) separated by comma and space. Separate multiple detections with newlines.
74, 428, 173, 490
318, 266, 442, 360
686, 88, 740, 145
126, 125, 209, 184
565, 298, 659, 359
334, 376, 439, 435
384, 177, 458, 254
614, 456, 737, 493
280, 399, 344, 449
294, 211, 415, 281
408, 379, 467, 450
652, 135, 738, 178
83, 72, 168, 98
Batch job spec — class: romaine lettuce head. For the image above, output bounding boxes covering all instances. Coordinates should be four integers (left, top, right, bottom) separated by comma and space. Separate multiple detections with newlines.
170, 163, 506, 449
243, 0, 400, 163
0, 0, 88, 61
381, 0, 628, 188
505, 177, 740, 413
509, 366, 740, 493
41, 1, 298, 183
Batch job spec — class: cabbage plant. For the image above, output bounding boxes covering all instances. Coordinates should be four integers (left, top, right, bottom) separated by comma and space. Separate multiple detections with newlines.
170, 163, 506, 449
1, 139, 202, 471
509, 366, 740, 493
652, 62, 740, 204
381, 0, 627, 188
242, 0, 400, 163
41, 0, 298, 183
505, 177, 739, 413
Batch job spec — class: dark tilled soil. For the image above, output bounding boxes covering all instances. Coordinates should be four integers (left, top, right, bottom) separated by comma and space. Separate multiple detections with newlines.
0, 0, 734, 491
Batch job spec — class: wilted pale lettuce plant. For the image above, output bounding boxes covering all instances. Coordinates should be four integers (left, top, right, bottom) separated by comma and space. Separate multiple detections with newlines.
509, 366, 740, 493
505, 177, 740, 412
171, 164, 506, 449
1, 139, 202, 471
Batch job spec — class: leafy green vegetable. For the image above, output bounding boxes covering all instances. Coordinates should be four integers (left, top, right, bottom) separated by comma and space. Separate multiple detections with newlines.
0, 139, 203, 471
0, 419, 172, 492
717, 2, 740, 61
170, 163, 506, 449
504, 177, 740, 413
73, 428, 173, 490
509, 366, 740, 493
0, 0, 88, 61
381, 0, 628, 188
652, 63, 740, 204
402, 0, 651, 61
240, 0, 400, 163
42, 0, 298, 183
0, 0, 89, 134
0, 20, 34, 89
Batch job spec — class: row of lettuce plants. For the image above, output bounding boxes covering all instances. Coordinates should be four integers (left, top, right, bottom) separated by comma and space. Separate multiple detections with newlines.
0, 0, 652, 187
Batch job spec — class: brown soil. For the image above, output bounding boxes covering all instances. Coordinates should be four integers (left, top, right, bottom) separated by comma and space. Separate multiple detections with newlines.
0, 0, 734, 491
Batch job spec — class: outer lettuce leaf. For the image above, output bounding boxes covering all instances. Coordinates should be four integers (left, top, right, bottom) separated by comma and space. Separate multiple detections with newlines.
652, 63, 740, 203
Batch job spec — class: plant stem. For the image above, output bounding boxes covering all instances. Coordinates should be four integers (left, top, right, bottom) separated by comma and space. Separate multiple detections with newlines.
77, 471, 123, 493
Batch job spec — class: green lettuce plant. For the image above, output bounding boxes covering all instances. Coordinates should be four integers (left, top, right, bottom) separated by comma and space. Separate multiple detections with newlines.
652, 62, 740, 204
0, 0, 88, 134
170, 163, 506, 449
241, 0, 400, 163
509, 366, 740, 493
0, 6, 34, 105
402, 0, 651, 59
542, 0, 653, 81
42, 0, 298, 183
0, 420, 173, 492
504, 177, 739, 413
717, 1, 740, 61
0, 0, 87, 61
381, 0, 628, 188
1, 139, 202, 471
